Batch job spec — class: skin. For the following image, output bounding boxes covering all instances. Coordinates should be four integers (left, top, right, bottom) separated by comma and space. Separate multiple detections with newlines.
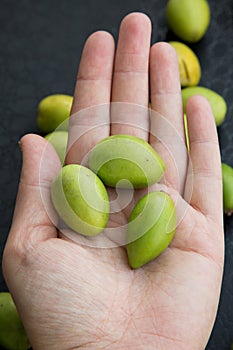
2, 13, 224, 350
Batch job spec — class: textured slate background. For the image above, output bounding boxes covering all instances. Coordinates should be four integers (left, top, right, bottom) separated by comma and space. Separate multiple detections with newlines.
0, 0, 232, 349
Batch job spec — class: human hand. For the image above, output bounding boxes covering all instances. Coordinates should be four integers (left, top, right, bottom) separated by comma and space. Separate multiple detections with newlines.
3, 13, 224, 350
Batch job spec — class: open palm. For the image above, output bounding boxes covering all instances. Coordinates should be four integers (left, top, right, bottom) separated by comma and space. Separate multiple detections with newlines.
3, 13, 224, 350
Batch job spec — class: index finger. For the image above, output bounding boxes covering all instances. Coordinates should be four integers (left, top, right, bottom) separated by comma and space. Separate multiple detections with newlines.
66, 31, 115, 165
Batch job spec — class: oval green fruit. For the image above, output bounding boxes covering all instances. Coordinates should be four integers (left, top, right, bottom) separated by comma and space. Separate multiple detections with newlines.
37, 94, 73, 133
51, 164, 109, 236
88, 135, 165, 189
222, 163, 233, 216
45, 131, 68, 164
166, 0, 210, 43
0, 292, 30, 350
182, 86, 227, 126
126, 191, 177, 269
169, 41, 201, 87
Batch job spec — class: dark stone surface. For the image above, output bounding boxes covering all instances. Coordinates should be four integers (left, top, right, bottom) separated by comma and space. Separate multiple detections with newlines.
0, 0, 232, 349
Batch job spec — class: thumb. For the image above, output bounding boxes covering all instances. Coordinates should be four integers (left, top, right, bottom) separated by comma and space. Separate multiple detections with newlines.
3, 133, 61, 261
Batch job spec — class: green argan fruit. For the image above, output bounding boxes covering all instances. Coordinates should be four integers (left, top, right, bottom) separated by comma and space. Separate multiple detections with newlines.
45, 131, 68, 164
51, 164, 109, 236
126, 191, 177, 269
37, 94, 73, 133
88, 135, 165, 189
166, 0, 211, 43
222, 163, 233, 216
182, 86, 227, 126
0, 292, 30, 350
169, 41, 201, 87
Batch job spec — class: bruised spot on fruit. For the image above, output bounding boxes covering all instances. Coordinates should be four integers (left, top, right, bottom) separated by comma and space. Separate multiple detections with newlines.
181, 59, 190, 84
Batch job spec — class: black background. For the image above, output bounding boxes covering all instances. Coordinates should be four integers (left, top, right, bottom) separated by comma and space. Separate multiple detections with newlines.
0, 0, 233, 349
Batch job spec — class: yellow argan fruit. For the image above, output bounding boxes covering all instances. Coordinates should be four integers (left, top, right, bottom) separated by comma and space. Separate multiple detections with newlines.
170, 41, 201, 87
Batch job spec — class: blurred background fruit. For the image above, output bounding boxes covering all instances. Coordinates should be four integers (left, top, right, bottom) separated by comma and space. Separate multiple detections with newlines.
166, 0, 211, 42
37, 94, 73, 133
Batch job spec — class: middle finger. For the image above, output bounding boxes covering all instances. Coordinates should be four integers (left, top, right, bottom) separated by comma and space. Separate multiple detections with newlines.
111, 13, 151, 140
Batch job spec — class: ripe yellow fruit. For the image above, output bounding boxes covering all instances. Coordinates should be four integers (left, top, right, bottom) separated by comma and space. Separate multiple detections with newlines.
170, 41, 201, 87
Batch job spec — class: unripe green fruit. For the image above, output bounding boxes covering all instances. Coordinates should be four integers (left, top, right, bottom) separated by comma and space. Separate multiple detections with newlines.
166, 0, 210, 43
0, 293, 30, 350
37, 94, 73, 133
222, 163, 233, 216
88, 135, 165, 189
169, 41, 201, 87
126, 191, 176, 269
51, 164, 109, 236
45, 131, 68, 164
182, 86, 227, 126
